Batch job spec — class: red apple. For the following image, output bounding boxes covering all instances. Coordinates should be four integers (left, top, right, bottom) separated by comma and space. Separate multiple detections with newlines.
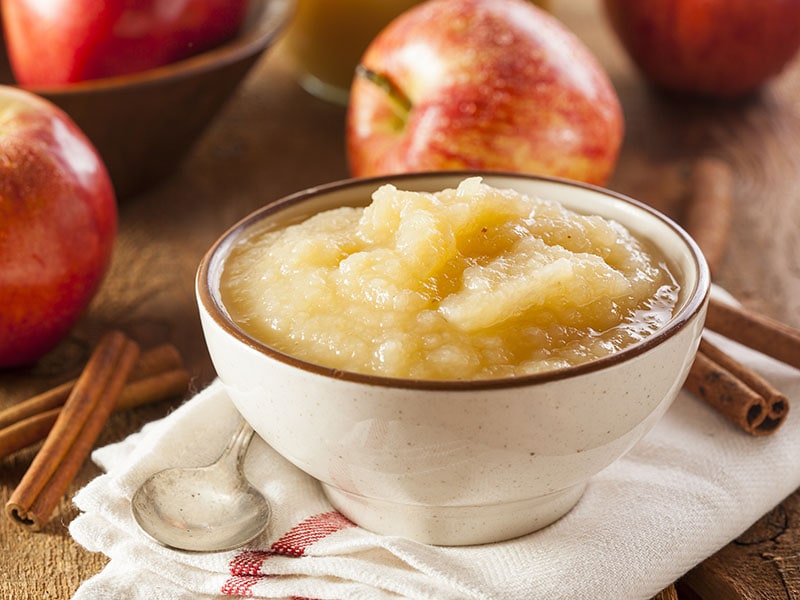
0, 86, 116, 367
603, 0, 800, 98
2, 0, 249, 86
346, 0, 624, 186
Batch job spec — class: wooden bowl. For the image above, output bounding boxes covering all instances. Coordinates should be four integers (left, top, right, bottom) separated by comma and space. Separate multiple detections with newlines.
0, 0, 295, 199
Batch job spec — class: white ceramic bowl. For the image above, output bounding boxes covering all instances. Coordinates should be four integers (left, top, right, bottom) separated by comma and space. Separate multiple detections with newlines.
196, 172, 710, 546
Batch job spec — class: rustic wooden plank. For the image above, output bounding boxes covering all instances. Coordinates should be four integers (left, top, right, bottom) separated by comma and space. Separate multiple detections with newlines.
683, 493, 800, 599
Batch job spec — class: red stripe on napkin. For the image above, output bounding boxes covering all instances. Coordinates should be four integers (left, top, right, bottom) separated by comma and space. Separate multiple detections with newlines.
228, 551, 272, 576
221, 575, 262, 596
221, 511, 355, 596
271, 511, 355, 557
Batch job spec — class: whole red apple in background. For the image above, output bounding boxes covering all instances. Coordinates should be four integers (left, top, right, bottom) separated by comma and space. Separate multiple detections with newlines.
2, 0, 249, 85
0, 86, 116, 368
604, 0, 800, 98
346, 0, 624, 186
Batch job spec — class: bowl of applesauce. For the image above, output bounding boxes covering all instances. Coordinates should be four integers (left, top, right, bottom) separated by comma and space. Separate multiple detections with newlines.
196, 172, 710, 546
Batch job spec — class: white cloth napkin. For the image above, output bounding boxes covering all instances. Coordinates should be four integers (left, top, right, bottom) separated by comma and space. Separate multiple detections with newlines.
70, 332, 800, 600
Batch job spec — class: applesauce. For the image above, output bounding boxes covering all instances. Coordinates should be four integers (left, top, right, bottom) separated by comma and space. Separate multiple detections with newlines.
220, 178, 679, 380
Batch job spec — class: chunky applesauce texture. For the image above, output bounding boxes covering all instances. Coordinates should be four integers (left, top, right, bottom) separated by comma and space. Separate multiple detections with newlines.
220, 178, 679, 380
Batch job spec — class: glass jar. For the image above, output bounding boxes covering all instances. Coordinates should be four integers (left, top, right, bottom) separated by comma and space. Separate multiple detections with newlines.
282, 0, 554, 105
281, 0, 425, 105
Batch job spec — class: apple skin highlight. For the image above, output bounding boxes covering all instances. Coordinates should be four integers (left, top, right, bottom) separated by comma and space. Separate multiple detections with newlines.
346, 0, 624, 186
0, 87, 116, 367
2, 0, 249, 85
604, 0, 800, 98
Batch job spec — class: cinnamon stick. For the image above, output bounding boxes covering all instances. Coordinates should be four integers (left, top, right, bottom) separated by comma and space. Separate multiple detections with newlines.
115, 368, 191, 412
6, 331, 140, 530
686, 341, 789, 435
0, 409, 61, 461
0, 368, 190, 460
683, 156, 733, 276
0, 343, 182, 431
705, 296, 800, 371
699, 338, 789, 421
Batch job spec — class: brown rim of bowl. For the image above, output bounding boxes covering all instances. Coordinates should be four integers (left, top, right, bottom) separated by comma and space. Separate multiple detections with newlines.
197, 170, 711, 392
18, 0, 296, 95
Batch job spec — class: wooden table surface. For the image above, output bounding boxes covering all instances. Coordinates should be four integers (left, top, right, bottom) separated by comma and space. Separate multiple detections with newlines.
1, 2, 798, 598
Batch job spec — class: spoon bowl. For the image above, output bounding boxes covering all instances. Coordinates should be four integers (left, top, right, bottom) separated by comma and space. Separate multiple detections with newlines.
131, 421, 270, 552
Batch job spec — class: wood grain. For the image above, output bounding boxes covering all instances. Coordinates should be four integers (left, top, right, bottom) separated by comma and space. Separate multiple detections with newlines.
684, 493, 800, 599
1, 2, 798, 598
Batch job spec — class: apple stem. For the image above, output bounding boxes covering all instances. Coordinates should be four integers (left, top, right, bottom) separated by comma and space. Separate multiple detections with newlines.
355, 64, 412, 119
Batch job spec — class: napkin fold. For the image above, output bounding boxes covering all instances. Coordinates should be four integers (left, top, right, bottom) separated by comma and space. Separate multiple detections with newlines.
70, 332, 800, 600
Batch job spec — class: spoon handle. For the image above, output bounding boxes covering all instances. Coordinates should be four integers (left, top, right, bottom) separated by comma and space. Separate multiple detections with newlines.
220, 420, 255, 472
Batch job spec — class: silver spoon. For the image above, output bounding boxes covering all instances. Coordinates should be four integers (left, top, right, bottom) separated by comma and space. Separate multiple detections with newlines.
130, 420, 270, 552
